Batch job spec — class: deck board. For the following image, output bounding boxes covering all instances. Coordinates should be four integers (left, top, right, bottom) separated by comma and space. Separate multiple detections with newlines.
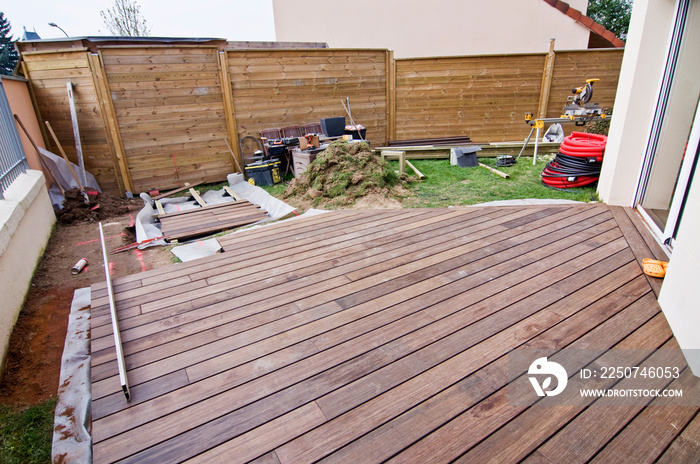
89, 205, 700, 464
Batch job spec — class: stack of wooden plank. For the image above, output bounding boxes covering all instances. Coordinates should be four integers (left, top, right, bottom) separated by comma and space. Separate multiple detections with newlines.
158, 201, 268, 242
388, 136, 472, 147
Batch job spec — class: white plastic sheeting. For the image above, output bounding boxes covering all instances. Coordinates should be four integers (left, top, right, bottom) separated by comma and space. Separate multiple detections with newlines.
171, 238, 222, 262
134, 181, 296, 248
39, 147, 101, 208
51, 287, 92, 464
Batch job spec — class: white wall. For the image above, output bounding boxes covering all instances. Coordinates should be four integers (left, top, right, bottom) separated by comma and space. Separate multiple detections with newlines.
659, 166, 700, 376
597, 0, 676, 206
0, 171, 56, 374
273, 0, 591, 58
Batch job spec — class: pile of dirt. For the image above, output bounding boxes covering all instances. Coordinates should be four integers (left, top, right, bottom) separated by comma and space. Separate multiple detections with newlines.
283, 141, 414, 208
56, 188, 134, 224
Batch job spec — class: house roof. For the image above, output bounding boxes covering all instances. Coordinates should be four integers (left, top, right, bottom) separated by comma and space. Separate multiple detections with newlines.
543, 0, 626, 48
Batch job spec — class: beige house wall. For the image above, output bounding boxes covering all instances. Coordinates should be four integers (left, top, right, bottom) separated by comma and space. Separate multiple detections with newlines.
1, 76, 45, 174
0, 171, 56, 375
597, 0, 676, 207
273, 0, 592, 58
600, 0, 700, 376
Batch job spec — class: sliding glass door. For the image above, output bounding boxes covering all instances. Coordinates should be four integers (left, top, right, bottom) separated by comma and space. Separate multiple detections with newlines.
635, 0, 700, 245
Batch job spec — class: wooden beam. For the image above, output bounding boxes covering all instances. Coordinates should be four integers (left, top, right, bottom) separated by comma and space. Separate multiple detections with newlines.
153, 181, 202, 200
218, 51, 242, 173
223, 185, 242, 201
154, 199, 165, 216
537, 38, 556, 120
405, 159, 425, 180
93, 52, 134, 194
479, 162, 510, 179
189, 188, 207, 207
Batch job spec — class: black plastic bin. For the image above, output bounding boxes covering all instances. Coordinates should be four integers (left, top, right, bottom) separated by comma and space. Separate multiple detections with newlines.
245, 158, 282, 186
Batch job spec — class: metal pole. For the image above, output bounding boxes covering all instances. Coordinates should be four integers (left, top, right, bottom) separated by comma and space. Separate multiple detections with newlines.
99, 222, 131, 402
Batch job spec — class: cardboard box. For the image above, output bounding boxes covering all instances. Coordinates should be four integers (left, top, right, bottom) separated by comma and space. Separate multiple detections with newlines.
298, 134, 320, 150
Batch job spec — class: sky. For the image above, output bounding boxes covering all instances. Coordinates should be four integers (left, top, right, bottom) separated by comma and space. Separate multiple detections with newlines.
2, 0, 276, 41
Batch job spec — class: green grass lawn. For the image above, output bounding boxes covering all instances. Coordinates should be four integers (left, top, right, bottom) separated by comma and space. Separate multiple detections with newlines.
0, 398, 56, 464
396, 155, 598, 208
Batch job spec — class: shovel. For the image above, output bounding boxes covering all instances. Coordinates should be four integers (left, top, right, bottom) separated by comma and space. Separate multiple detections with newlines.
45, 120, 90, 203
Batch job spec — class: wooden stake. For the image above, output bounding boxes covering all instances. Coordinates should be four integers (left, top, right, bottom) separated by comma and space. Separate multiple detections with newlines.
45, 120, 85, 192
479, 162, 510, 179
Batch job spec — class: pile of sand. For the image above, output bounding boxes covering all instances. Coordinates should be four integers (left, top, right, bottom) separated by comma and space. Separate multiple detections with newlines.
283, 141, 414, 208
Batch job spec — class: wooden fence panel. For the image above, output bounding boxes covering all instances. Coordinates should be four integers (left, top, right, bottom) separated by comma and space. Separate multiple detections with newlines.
395, 49, 624, 143
228, 49, 388, 147
22, 50, 121, 193
395, 54, 546, 143
545, 49, 623, 119
100, 47, 233, 193
20, 44, 624, 196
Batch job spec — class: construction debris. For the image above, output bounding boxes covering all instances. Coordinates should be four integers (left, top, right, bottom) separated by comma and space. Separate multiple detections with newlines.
284, 141, 413, 208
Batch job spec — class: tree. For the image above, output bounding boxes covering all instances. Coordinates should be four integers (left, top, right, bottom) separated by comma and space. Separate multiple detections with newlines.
100, 0, 151, 37
587, 0, 634, 41
0, 12, 19, 75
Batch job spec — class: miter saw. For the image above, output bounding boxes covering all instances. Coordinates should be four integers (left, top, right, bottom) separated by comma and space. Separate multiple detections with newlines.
521, 78, 610, 164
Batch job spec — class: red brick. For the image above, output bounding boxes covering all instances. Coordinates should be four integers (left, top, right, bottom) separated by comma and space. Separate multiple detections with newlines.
612, 38, 626, 48
566, 7, 582, 21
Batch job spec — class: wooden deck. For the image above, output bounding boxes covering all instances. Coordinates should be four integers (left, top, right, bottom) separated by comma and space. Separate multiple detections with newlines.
89, 204, 700, 463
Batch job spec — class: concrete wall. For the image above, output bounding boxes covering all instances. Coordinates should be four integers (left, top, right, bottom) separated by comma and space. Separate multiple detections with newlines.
0, 170, 56, 374
272, 0, 592, 58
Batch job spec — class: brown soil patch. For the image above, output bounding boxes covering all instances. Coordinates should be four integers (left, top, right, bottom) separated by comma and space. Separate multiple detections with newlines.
0, 203, 175, 407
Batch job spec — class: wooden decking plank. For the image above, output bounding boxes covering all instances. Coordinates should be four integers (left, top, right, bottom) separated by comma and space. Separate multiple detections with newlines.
162, 212, 269, 241
156, 199, 254, 218
91, 207, 547, 341
590, 368, 699, 463
90, 210, 428, 317
624, 207, 669, 260
314, 252, 640, 422
655, 410, 700, 464
455, 337, 682, 464
90, 227, 632, 452
92, 209, 440, 302
609, 205, 664, 297
90, 206, 691, 464
316, 253, 641, 424
90, 209, 507, 340
273, 276, 658, 464
384, 297, 667, 464
529, 317, 674, 462
175, 219, 626, 384
533, 360, 697, 463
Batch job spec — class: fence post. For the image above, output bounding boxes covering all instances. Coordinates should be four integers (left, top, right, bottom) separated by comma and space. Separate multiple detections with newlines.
537, 39, 556, 120
91, 52, 133, 195
387, 50, 396, 143
218, 51, 242, 173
